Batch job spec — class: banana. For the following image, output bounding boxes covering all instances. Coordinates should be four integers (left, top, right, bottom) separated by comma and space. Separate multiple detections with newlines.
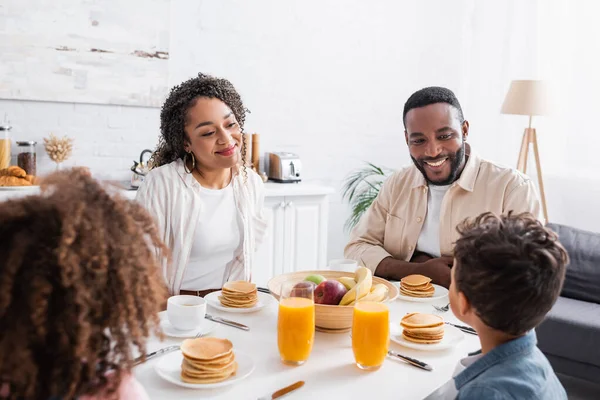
339, 267, 372, 306
338, 277, 357, 291
360, 284, 388, 302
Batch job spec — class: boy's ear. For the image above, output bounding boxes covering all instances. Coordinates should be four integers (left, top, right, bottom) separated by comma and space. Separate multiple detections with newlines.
457, 291, 471, 318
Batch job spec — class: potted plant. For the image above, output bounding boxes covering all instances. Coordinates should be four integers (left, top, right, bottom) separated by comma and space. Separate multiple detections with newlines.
341, 162, 392, 231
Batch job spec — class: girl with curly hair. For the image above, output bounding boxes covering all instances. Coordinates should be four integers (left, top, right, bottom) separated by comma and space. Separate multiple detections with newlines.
0, 168, 168, 399
136, 73, 267, 296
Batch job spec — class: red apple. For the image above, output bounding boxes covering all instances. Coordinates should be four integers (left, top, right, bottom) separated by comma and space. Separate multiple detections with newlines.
290, 281, 316, 297
314, 280, 348, 305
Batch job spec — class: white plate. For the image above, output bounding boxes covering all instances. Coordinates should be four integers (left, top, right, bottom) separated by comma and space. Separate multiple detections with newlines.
0, 185, 39, 191
158, 311, 217, 338
394, 283, 449, 303
154, 350, 254, 389
204, 290, 275, 314
390, 323, 464, 351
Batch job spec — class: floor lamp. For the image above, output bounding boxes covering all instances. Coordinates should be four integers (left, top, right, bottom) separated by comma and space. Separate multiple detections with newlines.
501, 80, 550, 223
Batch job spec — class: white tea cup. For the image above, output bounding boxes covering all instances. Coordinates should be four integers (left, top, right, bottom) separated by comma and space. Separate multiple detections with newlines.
328, 259, 358, 273
166, 295, 206, 331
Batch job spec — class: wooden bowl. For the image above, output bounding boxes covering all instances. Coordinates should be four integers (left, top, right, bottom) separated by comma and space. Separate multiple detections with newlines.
267, 270, 399, 333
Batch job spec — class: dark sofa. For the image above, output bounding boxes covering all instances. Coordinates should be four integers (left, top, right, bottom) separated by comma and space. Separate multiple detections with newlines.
537, 223, 600, 384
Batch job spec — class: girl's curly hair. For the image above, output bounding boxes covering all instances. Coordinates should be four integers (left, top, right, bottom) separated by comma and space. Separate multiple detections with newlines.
151, 73, 249, 180
0, 168, 169, 399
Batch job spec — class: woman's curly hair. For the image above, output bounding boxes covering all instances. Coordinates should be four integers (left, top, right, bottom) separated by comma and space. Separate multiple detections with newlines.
0, 168, 169, 399
151, 72, 249, 179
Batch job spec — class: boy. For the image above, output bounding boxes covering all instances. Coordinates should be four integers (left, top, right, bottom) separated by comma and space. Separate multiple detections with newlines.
427, 212, 568, 399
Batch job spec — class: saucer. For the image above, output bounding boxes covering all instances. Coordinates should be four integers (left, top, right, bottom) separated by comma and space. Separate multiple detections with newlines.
158, 311, 217, 338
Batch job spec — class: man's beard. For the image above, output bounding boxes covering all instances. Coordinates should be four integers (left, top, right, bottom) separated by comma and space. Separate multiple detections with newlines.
411, 143, 466, 186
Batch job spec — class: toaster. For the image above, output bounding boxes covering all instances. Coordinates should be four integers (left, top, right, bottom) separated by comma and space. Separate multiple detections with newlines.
267, 152, 302, 183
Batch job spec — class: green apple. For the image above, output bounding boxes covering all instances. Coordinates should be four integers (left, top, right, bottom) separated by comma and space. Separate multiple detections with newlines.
305, 274, 326, 285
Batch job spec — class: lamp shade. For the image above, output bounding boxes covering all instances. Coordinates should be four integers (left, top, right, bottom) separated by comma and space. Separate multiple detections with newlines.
501, 80, 550, 116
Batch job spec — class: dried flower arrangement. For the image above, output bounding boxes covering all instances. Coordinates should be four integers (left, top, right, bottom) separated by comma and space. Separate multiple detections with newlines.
44, 133, 74, 170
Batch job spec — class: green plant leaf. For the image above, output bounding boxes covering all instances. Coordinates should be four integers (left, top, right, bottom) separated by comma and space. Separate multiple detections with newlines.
342, 162, 392, 231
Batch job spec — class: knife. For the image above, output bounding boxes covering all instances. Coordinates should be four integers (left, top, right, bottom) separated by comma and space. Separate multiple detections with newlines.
257, 381, 305, 400
257, 287, 271, 294
205, 314, 249, 331
445, 322, 477, 335
133, 345, 180, 366
387, 350, 433, 371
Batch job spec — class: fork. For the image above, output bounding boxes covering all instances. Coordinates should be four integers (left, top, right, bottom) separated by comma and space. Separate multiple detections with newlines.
133, 331, 204, 366
433, 303, 450, 312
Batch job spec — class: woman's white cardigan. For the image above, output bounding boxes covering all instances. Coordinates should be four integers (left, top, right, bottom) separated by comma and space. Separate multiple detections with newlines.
135, 159, 268, 295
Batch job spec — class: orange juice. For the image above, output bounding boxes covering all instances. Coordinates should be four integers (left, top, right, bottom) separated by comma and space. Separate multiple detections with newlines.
277, 297, 315, 365
352, 301, 389, 370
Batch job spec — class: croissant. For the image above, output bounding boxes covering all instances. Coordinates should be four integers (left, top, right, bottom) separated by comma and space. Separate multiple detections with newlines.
0, 166, 27, 178
0, 175, 31, 186
24, 175, 38, 184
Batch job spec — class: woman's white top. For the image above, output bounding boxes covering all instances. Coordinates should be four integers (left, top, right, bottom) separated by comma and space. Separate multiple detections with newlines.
136, 159, 267, 294
181, 183, 243, 290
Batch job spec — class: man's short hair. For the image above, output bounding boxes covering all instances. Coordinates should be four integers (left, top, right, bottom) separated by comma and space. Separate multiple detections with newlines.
453, 212, 568, 336
403, 86, 464, 127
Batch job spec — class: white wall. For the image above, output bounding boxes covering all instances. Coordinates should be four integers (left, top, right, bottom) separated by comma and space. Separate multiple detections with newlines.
169, 0, 560, 259
1, 0, 599, 264
0, 99, 159, 180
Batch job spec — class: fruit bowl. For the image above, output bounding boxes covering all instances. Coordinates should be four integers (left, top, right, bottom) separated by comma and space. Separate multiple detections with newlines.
267, 270, 399, 333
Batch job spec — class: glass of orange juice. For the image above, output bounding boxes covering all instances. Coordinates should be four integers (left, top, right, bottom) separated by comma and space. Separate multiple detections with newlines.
352, 284, 389, 370
277, 280, 315, 365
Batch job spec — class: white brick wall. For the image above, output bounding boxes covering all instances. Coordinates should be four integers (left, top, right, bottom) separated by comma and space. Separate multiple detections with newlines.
0, 99, 160, 180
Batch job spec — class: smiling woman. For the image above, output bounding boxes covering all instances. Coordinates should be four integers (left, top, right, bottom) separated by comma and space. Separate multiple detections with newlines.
137, 73, 268, 296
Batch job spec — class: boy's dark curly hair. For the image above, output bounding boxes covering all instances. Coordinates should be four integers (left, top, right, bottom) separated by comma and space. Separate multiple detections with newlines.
453, 212, 568, 336
151, 72, 249, 176
0, 168, 169, 399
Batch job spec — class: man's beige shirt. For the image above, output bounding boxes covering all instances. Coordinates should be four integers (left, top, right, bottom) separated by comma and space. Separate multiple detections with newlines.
344, 150, 541, 273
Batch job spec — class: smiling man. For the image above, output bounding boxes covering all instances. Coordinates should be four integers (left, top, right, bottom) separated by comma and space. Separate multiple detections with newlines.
344, 87, 541, 288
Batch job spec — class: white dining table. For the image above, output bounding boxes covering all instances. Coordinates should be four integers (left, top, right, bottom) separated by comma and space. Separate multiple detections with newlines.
134, 289, 481, 400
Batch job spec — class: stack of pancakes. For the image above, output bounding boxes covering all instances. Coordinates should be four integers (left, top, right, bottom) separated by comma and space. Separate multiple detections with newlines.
400, 274, 435, 298
180, 337, 238, 384
400, 312, 445, 344
219, 281, 258, 308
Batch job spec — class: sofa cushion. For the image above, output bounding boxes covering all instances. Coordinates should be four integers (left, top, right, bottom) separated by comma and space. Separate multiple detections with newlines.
547, 354, 600, 385
537, 296, 600, 369
546, 223, 600, 304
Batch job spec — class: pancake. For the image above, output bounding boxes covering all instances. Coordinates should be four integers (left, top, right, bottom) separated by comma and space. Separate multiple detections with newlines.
181, 337, 233, 361
222, 281, 257, 294
400, 312, 445, 344
180, 337, 237, 384
402, 331, 444, 344
400, 274, 435, 298
400, 285, 435, 297
401, 274, 431, 287
220, 281, 258, 308
400, 312, 443, 328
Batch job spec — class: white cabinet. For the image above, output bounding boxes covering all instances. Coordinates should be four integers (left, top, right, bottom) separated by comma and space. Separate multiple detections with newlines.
253, 184, 333, 287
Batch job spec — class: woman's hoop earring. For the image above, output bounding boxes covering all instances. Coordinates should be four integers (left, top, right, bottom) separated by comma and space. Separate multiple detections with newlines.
183, 152, 196, 174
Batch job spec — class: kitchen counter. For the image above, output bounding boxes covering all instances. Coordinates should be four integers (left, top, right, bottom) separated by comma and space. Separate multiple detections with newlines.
0, 181, 334, 203
0, 182, 138, 202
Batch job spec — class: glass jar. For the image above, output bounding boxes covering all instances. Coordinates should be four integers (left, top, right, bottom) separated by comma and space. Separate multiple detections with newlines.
0, 121, 11, 170
16, 141, 37, 176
